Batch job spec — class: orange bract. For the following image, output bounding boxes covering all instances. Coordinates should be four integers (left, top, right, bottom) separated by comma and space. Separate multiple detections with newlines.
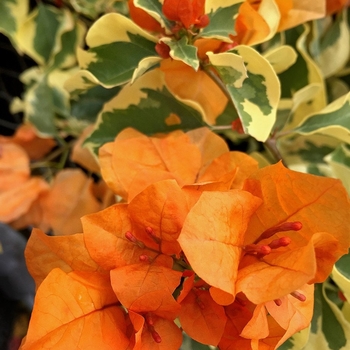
21, 268, 129, 350
41, 169, 101, 236
163, 0, 205, 29
25, 228, 100, 289
178, 190, 262, 303
0, 124, 55, 160
99, 127, 229, 201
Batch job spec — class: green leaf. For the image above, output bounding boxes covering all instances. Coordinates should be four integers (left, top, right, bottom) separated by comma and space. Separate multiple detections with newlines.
84, 70, 206, 152
16, 4, 84, 69
310, 10, 350, 78
26, 76, 57, 136
335, 251, 350, 281
48, 12, 86, 71
295, 93, 350, 143
33, 3, 61, 64
325, 144, 350, 194
70, 85, 121, 123
309, 283, 349, 350
69, 0, 128, 19
131, 56, 162, 83
207, 51, 247, 87
199, 4, 240, 41
162, 36, 199, 71
78, 12, 159, 87
278, 24, 326, 124
86, 35, 156, 86
0, 0, 28, 41
211, 46, 280, 142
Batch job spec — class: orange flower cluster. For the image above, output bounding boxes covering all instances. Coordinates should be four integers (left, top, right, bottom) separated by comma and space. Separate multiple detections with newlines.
21, 128, 350, 349
0, 124, 113, 235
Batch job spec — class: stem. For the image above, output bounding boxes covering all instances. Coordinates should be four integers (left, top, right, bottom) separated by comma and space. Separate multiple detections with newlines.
202, 64, 233, 102
30, 139, 75, 169
265, 137, 284, 164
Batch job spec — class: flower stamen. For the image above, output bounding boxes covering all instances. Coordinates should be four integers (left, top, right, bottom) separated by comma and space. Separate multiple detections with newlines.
125, 231, 145, 248
243, 244, 271, 257
256, 221, 302, 242
290, 290, 306, 302
145, 226, 161, 244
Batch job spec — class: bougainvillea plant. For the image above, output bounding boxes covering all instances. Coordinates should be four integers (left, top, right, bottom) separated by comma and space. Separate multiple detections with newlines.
1, 0, 350, 349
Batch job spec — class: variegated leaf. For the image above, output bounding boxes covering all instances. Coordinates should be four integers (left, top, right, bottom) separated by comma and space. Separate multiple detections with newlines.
76, 13, 158, 87
278, 25, 326, 129
210, 46, 280, 142
162, 37, 199, 71
325, 144, 350, 194
84, 69, 205, 153
264, 45, 298, 74
0, 0, 28, 47
295, 92, 350, 143
310, 10, 350, 78
199, 3, 240, 41
16, 3, 85, 69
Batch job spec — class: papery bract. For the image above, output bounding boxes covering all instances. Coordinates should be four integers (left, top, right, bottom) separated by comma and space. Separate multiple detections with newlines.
0, 124, 55, 160
21, 269, 129, 350
236, 162, 350, 304
178, 190, 262, 304
110, 254, 182, 317
41, 169, 101, 236
99, 127, 229, 201
129, 311, 182, 350
178, 275, 227, 345
128, 180, 189, 256
25, 228, 100, 288
82, 204, 146, 271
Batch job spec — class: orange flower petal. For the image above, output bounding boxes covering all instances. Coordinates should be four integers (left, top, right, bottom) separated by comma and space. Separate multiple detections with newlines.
198, 151, 259, 189
42, 169, 101, 236
240, 303, 269, 339
218, 301, 253, 350
70, 125, 100, 174
233, 2, 271, 45
128, 180, 189, 256
236, 241, 317, 304
25, 228, 100, 288
0, 124, 56, 160
179, 289, 227, 345
100, 128, 202, 201
0, 177, 49, 222
178, 190, 261, 301
82, 204, 142, 270
110, 255, 182, 317
129, 311, 182, 350
326, 0, 349, 14
128, 0, 162, 32
275, 0, 326, 31
264, 284, 314, 348
21, 268, 129, 350
0, 142, 29, 191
